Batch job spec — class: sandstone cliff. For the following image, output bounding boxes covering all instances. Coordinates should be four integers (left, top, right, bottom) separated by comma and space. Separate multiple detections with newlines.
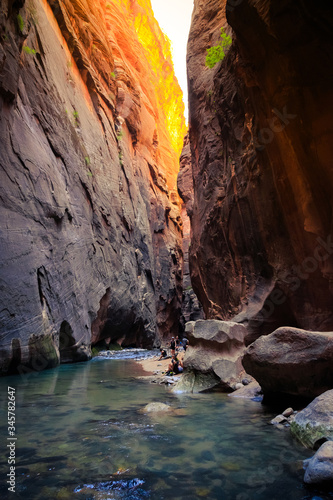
0, 0, 186, 374
178, 133, 204, 330
180, 0, 333, 344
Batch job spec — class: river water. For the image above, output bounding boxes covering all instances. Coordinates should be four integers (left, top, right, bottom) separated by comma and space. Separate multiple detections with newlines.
0, 353, 332, 500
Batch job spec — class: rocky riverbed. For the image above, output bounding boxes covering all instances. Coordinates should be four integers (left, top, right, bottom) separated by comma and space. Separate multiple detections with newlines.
129, 318, 333, 490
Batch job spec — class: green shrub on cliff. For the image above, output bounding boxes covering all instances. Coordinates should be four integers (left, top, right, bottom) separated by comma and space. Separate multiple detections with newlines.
73, 110, 79, 127
17, 14, 24, 33
206, 28, 232, 68
23, 46, 36, 55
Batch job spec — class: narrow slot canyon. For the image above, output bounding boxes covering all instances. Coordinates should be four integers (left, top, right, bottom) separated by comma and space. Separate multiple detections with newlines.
0, 0, 333, 498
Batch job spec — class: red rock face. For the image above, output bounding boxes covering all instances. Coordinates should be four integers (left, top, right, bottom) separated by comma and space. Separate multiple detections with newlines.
0, 0, 186, 374
184, 0, 333, 343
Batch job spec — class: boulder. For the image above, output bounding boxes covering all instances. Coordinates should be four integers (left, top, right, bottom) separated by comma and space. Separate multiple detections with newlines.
270, 415, 288, 425
290, 390, 333, 449
304, 441, 333, 484
282, 408, 294, 418
228, 381, 262, 400
180, 320, 247, 391
242, 327, 333, 398
171, 370, 222, 394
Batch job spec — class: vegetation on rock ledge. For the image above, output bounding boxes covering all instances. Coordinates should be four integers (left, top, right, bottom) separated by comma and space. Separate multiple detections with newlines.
205, 28, 232, 68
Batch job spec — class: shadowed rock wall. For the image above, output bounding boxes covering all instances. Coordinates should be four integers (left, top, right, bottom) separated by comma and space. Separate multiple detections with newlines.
0, 0, 186, 374
178, 133, 204, 331
183, 0, 333, 344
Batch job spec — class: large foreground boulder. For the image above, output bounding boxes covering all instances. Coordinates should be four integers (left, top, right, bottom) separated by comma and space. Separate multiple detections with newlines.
290, 390, 333, 449
304, 441, 333, 484
173, 320, 247, 392
242, 327, 333, 398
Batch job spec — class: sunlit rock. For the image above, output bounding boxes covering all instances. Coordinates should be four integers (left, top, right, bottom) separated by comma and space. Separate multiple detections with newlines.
0, 0, 186, 374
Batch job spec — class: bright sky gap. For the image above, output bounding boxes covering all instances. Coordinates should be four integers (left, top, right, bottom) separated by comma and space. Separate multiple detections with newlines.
150, 0, 194, 122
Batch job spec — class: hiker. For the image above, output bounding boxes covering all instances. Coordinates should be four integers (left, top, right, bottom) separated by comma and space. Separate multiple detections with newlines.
170, 337, 176, 356
182, 337, 188, 351
158, 348, 167, 360
166, 355, 183, 375
177, 357, 184, 373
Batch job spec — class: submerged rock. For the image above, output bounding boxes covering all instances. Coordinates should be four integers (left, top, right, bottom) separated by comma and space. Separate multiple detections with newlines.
242, 327, 333, 398
140, 403, 172, 413
304, 441, 333, 484
139, 402, 186, 417
290, 390, 333, 449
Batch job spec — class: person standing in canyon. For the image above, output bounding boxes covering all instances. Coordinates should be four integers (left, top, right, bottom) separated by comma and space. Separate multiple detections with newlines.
170, 337, 176, 356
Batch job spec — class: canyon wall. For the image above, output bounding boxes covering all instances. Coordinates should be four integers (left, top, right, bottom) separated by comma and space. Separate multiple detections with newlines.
178, 133, 204, 330
0, 0, 186, 374
181, 0, 333, 344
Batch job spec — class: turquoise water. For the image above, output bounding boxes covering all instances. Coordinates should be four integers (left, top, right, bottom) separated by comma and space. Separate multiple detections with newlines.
0, 357, 332, 500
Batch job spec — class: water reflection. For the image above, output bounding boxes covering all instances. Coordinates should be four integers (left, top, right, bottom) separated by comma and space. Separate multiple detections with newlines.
0, 358, 332, 499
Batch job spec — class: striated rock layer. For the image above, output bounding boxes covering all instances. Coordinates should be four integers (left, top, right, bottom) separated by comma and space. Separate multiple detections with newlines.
178, 133, 204, 331
0, 0, 186, 374
182, 0, 333, 343
172, 319, 247, 393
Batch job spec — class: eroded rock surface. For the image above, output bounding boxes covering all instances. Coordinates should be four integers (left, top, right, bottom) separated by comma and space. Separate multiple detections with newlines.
182, 0, 333, 343
177, 319, 247, 392
0, 0, 186, 374
243, 327, 333, 399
